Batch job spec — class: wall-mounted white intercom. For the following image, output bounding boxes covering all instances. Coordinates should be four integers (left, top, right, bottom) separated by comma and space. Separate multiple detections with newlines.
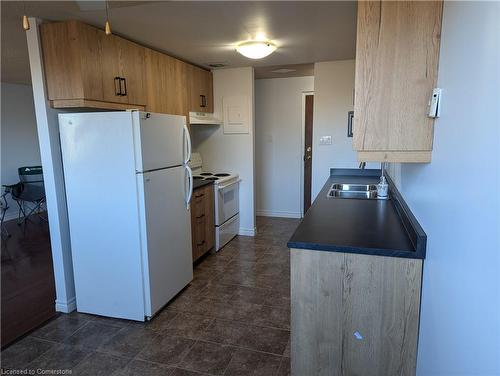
428, 88, 442, 118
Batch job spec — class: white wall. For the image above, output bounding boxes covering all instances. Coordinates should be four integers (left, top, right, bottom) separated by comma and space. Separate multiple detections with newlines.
0, 82, 42, 220
255, 76, 314, 218
191, 67, 256, 236
390, 2, 500, 375
312, 60, 377, 199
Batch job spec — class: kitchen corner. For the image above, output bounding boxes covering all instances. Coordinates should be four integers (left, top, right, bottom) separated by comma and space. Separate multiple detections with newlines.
288, 168, 427, 375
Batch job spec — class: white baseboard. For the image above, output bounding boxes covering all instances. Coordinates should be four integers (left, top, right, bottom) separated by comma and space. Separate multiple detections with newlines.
55, 297, 77, 313
238, 227, 255, 236
256, 209, 302, 219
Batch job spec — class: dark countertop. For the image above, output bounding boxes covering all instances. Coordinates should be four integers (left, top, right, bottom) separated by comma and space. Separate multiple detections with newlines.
193, 179, 213, 190
287, 169, 426, 259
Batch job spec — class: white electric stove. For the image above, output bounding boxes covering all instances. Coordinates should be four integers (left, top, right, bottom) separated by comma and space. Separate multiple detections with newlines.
189, 153, 240, 251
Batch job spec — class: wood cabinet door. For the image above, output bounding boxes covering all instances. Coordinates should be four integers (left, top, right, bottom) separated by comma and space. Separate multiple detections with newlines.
145, 50, 188, 116
101, 34, 125, 103
187, 64, 202, 112
199, 69, 213, 113
77, 22, 105, 101
353, 1, 443, 155
101, 35, 146, 105
163, 56, 188, 116
40, 21, 84, 100
190, 185, 215, 262
203, 185, 215, 251
191, 189, 206, 262
187, 65, 213, 113
40, 21, 104, 101
119, 38, 147, 105
144, 49, 165, 113
292, 249, 422, 376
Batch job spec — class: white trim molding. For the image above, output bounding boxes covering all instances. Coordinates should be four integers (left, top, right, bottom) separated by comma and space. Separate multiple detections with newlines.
26, 18, 76, 314
256, 210, 302, 219
300, 91, 314, 218
238, 227, 256, 236
55, 296, 77, 313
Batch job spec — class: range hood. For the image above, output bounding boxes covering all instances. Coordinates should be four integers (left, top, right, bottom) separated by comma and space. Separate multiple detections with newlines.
189, 112, 221, 125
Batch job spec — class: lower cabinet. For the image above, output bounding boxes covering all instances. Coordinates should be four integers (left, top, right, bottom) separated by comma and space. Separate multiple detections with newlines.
191, 184, 215, 262
291, 248, 422, 376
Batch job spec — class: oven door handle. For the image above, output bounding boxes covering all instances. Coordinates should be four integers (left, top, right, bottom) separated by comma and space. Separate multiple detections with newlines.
217, 179, 241, 190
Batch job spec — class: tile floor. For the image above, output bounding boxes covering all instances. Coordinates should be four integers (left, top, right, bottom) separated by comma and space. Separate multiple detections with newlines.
1, 217, 299, 376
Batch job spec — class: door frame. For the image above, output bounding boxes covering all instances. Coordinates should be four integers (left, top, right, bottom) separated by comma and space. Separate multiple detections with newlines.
300, 91, 314, 218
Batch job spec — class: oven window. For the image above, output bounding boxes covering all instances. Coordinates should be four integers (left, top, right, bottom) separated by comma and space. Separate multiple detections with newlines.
223, 189, 234, 203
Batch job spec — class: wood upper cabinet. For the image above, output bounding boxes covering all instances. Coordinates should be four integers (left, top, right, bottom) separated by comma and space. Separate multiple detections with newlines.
191, 184, 215, 262
41, 20, 146, 108
40, 21, 105, 103
101, 35, 147, 105
353, 1, 443, 163
144, 49, 188, 117
40, 20, 214, 114
187, 64, 214, 113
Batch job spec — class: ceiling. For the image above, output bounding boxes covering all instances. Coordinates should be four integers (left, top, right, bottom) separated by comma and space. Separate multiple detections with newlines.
1, 1, 357, 85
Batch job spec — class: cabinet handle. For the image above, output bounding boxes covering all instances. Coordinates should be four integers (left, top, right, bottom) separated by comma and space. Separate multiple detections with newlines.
120, 78, 127, 96
200, 95, 206, 108
196, 214, 205, 219
195, 193, 205, 198
114, 77, 121, 96
197, 240, 205, 247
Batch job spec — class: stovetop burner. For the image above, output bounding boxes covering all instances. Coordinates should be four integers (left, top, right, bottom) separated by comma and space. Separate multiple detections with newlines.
200, 173, 213, 176
214, 173, 230, 177
193, 176, 204, 180
205, 177, 219, 181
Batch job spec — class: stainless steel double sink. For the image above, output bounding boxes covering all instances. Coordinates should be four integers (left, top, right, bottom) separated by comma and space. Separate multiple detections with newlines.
327, 183, 387, 200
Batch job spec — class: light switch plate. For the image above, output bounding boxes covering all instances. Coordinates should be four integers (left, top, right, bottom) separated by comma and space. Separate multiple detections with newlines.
319, 136, 332, 145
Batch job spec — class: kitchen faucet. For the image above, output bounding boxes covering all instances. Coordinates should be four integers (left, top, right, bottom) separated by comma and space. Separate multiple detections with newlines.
381, 162, 388, 178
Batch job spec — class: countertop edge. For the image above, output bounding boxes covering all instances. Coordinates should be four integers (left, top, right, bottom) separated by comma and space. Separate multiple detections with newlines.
193, 180, 214, 190
286, 241, 424, 259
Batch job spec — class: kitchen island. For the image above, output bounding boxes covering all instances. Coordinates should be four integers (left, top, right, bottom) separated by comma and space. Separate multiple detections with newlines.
288, 169, 426, 376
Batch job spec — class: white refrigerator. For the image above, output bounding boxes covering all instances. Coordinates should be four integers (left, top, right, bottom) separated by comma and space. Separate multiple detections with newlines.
59, 111, 194, 321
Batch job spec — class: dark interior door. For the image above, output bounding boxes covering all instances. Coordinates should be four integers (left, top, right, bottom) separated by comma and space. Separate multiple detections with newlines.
304, 95, 314, 214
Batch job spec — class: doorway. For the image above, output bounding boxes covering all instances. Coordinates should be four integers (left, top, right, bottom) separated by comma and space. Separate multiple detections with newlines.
302, 94, 314, 214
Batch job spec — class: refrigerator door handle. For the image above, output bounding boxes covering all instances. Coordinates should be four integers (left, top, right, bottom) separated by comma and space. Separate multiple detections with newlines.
183, 124, 192, 165
185, 165, 193, 209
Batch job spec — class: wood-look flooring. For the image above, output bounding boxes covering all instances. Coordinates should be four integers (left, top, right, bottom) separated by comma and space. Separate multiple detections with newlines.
1, 217, 299, 376
1, 216, 56, 348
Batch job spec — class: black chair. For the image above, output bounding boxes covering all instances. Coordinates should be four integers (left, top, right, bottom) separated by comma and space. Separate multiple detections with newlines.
2, 166, 47, 225
0, 189, 10, 238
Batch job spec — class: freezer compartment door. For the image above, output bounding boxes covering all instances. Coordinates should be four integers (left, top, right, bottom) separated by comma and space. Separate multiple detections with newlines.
139, 166, 193, 317
133, 112, 187, 172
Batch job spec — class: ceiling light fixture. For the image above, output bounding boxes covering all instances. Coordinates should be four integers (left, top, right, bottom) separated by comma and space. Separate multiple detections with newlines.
22, 2, 30, 31
236, 41, 277, 59
104, 0, 112, 35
